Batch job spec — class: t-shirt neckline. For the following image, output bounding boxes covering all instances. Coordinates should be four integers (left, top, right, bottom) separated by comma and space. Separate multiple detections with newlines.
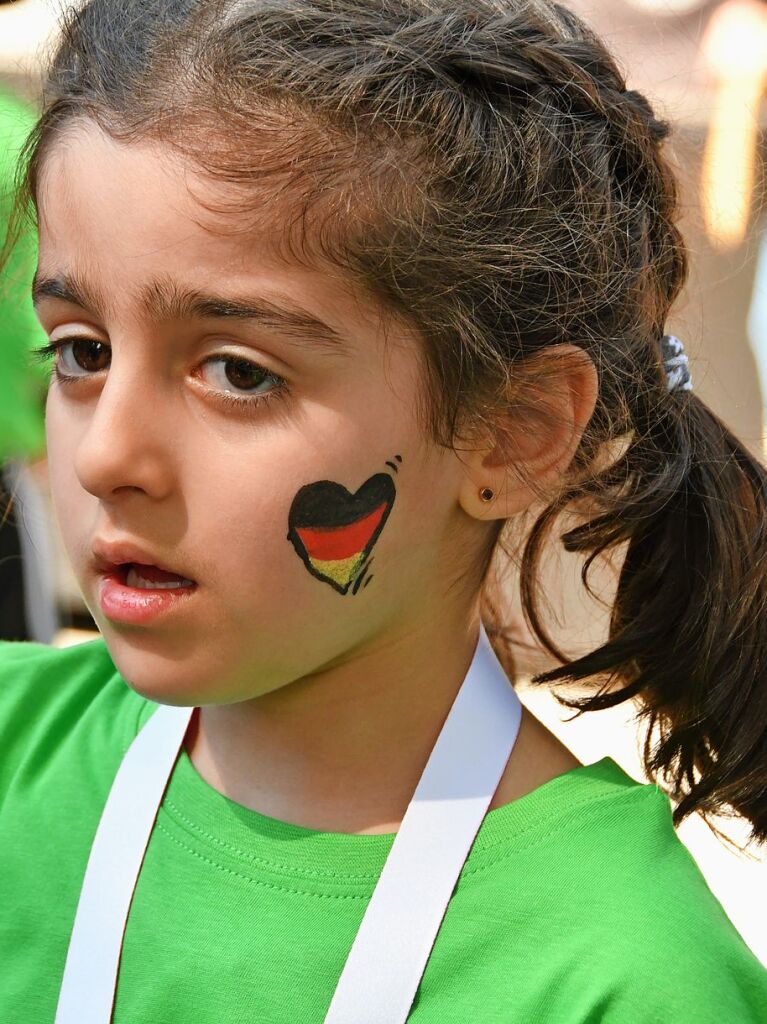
156, 743, 654, 891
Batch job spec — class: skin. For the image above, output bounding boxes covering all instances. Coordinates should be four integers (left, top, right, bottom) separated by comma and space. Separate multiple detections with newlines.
36, 121, 597, 833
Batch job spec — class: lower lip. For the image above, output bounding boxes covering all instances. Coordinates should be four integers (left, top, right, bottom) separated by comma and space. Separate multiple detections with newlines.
97, 569, 198, 625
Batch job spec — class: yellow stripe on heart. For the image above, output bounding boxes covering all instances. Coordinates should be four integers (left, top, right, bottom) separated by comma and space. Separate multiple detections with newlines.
309, 553, 366, 588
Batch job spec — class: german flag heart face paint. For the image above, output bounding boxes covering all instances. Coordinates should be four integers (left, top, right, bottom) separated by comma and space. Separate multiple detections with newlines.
287, 459, 400, 595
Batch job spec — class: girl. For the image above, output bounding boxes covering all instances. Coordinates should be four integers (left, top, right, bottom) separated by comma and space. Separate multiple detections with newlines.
1, 0, 765, 1021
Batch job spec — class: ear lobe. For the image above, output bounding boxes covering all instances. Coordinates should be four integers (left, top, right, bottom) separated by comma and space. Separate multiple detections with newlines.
456, 454, 534, 522
457, 344, 598, 522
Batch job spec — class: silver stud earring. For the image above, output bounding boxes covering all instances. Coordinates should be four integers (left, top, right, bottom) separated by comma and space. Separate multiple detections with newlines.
480, 487, 494, 502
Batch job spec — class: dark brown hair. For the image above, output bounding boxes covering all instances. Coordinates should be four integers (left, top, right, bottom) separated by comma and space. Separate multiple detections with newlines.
11, 0, 767, 846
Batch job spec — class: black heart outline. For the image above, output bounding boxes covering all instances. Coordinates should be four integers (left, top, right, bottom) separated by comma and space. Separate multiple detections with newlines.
287, 473, 396, 595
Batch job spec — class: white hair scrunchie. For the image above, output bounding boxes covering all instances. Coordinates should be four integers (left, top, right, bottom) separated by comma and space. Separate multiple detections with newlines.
660, 334, 693, 393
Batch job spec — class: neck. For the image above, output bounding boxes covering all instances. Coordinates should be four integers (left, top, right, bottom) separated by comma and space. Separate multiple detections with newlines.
185, 610, 483, 835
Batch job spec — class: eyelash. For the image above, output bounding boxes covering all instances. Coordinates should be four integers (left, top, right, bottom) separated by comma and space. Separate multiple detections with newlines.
30, 339, 289, 411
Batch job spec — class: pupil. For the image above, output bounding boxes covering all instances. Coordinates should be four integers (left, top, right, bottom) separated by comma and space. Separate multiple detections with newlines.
225, 358, 267, 390
73, 339, 109, 372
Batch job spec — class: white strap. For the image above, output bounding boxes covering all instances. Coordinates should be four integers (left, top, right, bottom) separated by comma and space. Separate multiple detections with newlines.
55, 702, 195, 1024
55, 629, 522, 1024
323, 632, 521, 1023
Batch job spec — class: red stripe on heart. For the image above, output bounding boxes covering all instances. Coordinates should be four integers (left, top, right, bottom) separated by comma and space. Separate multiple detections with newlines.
296, 502, 388, 561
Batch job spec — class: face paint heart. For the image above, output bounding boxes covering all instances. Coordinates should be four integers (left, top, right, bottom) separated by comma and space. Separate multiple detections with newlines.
287, 473, 396, 594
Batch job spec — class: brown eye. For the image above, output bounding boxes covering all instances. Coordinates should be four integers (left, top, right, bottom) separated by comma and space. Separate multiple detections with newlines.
199, 355, 282, 397
72, 339, 110, 371
223, 357, 269, 391
57, 338, 111, 375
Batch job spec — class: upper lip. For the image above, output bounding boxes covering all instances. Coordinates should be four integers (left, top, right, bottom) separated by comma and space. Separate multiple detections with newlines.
91, 539, 196, 581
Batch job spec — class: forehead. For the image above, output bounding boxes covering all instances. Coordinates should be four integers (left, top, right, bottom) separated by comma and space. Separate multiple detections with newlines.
34, 120, 382, 335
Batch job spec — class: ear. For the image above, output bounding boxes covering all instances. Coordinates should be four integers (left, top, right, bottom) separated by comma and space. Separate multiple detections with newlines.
457, 344, 598, 521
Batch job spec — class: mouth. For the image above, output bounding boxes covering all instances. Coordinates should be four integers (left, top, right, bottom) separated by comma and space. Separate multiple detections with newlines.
112, 562, 197, 591
92, 538, 198, 587
95, 556, 199, 626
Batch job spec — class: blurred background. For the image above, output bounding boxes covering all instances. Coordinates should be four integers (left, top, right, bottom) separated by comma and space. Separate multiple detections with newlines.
1, 0, 766, 963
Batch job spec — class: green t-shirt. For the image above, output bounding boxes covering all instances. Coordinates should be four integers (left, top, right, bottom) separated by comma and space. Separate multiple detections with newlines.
1, 637, 765, 1022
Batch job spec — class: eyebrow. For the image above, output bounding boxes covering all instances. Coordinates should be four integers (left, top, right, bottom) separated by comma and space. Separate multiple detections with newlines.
32, 272, 346, 351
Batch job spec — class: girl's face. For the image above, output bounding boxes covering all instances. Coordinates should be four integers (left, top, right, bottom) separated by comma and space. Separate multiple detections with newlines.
35, 123, 488, 704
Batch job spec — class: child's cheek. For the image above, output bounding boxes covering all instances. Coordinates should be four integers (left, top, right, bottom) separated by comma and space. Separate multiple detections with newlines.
286, 463, 399, 597
215, 456, 403, 615
44, 395, 93, 573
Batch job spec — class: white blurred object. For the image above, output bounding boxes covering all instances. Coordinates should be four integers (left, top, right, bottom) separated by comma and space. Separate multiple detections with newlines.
700, 1, 767, 248
0, 0, 60, 74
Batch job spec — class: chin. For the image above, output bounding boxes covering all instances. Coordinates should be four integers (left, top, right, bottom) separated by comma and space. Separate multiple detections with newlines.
100, 632, 222, 706
102, 630, 289, 708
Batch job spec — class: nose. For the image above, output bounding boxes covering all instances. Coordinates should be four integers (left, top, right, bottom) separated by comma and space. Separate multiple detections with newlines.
74, 365, 175, 503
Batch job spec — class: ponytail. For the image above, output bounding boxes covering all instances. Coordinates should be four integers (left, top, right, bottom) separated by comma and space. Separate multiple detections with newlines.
518, 381, 767, 848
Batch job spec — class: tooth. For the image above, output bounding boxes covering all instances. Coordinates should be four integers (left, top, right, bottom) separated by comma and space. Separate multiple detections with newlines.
125, 567, 193, 590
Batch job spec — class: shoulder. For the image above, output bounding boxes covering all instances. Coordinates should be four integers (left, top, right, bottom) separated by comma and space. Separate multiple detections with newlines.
0, 635, 123, 706
0, 637, 149, 792
574, 785, 767, 1021
466, 759, 767, 1021
602, 883, 767, 1021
